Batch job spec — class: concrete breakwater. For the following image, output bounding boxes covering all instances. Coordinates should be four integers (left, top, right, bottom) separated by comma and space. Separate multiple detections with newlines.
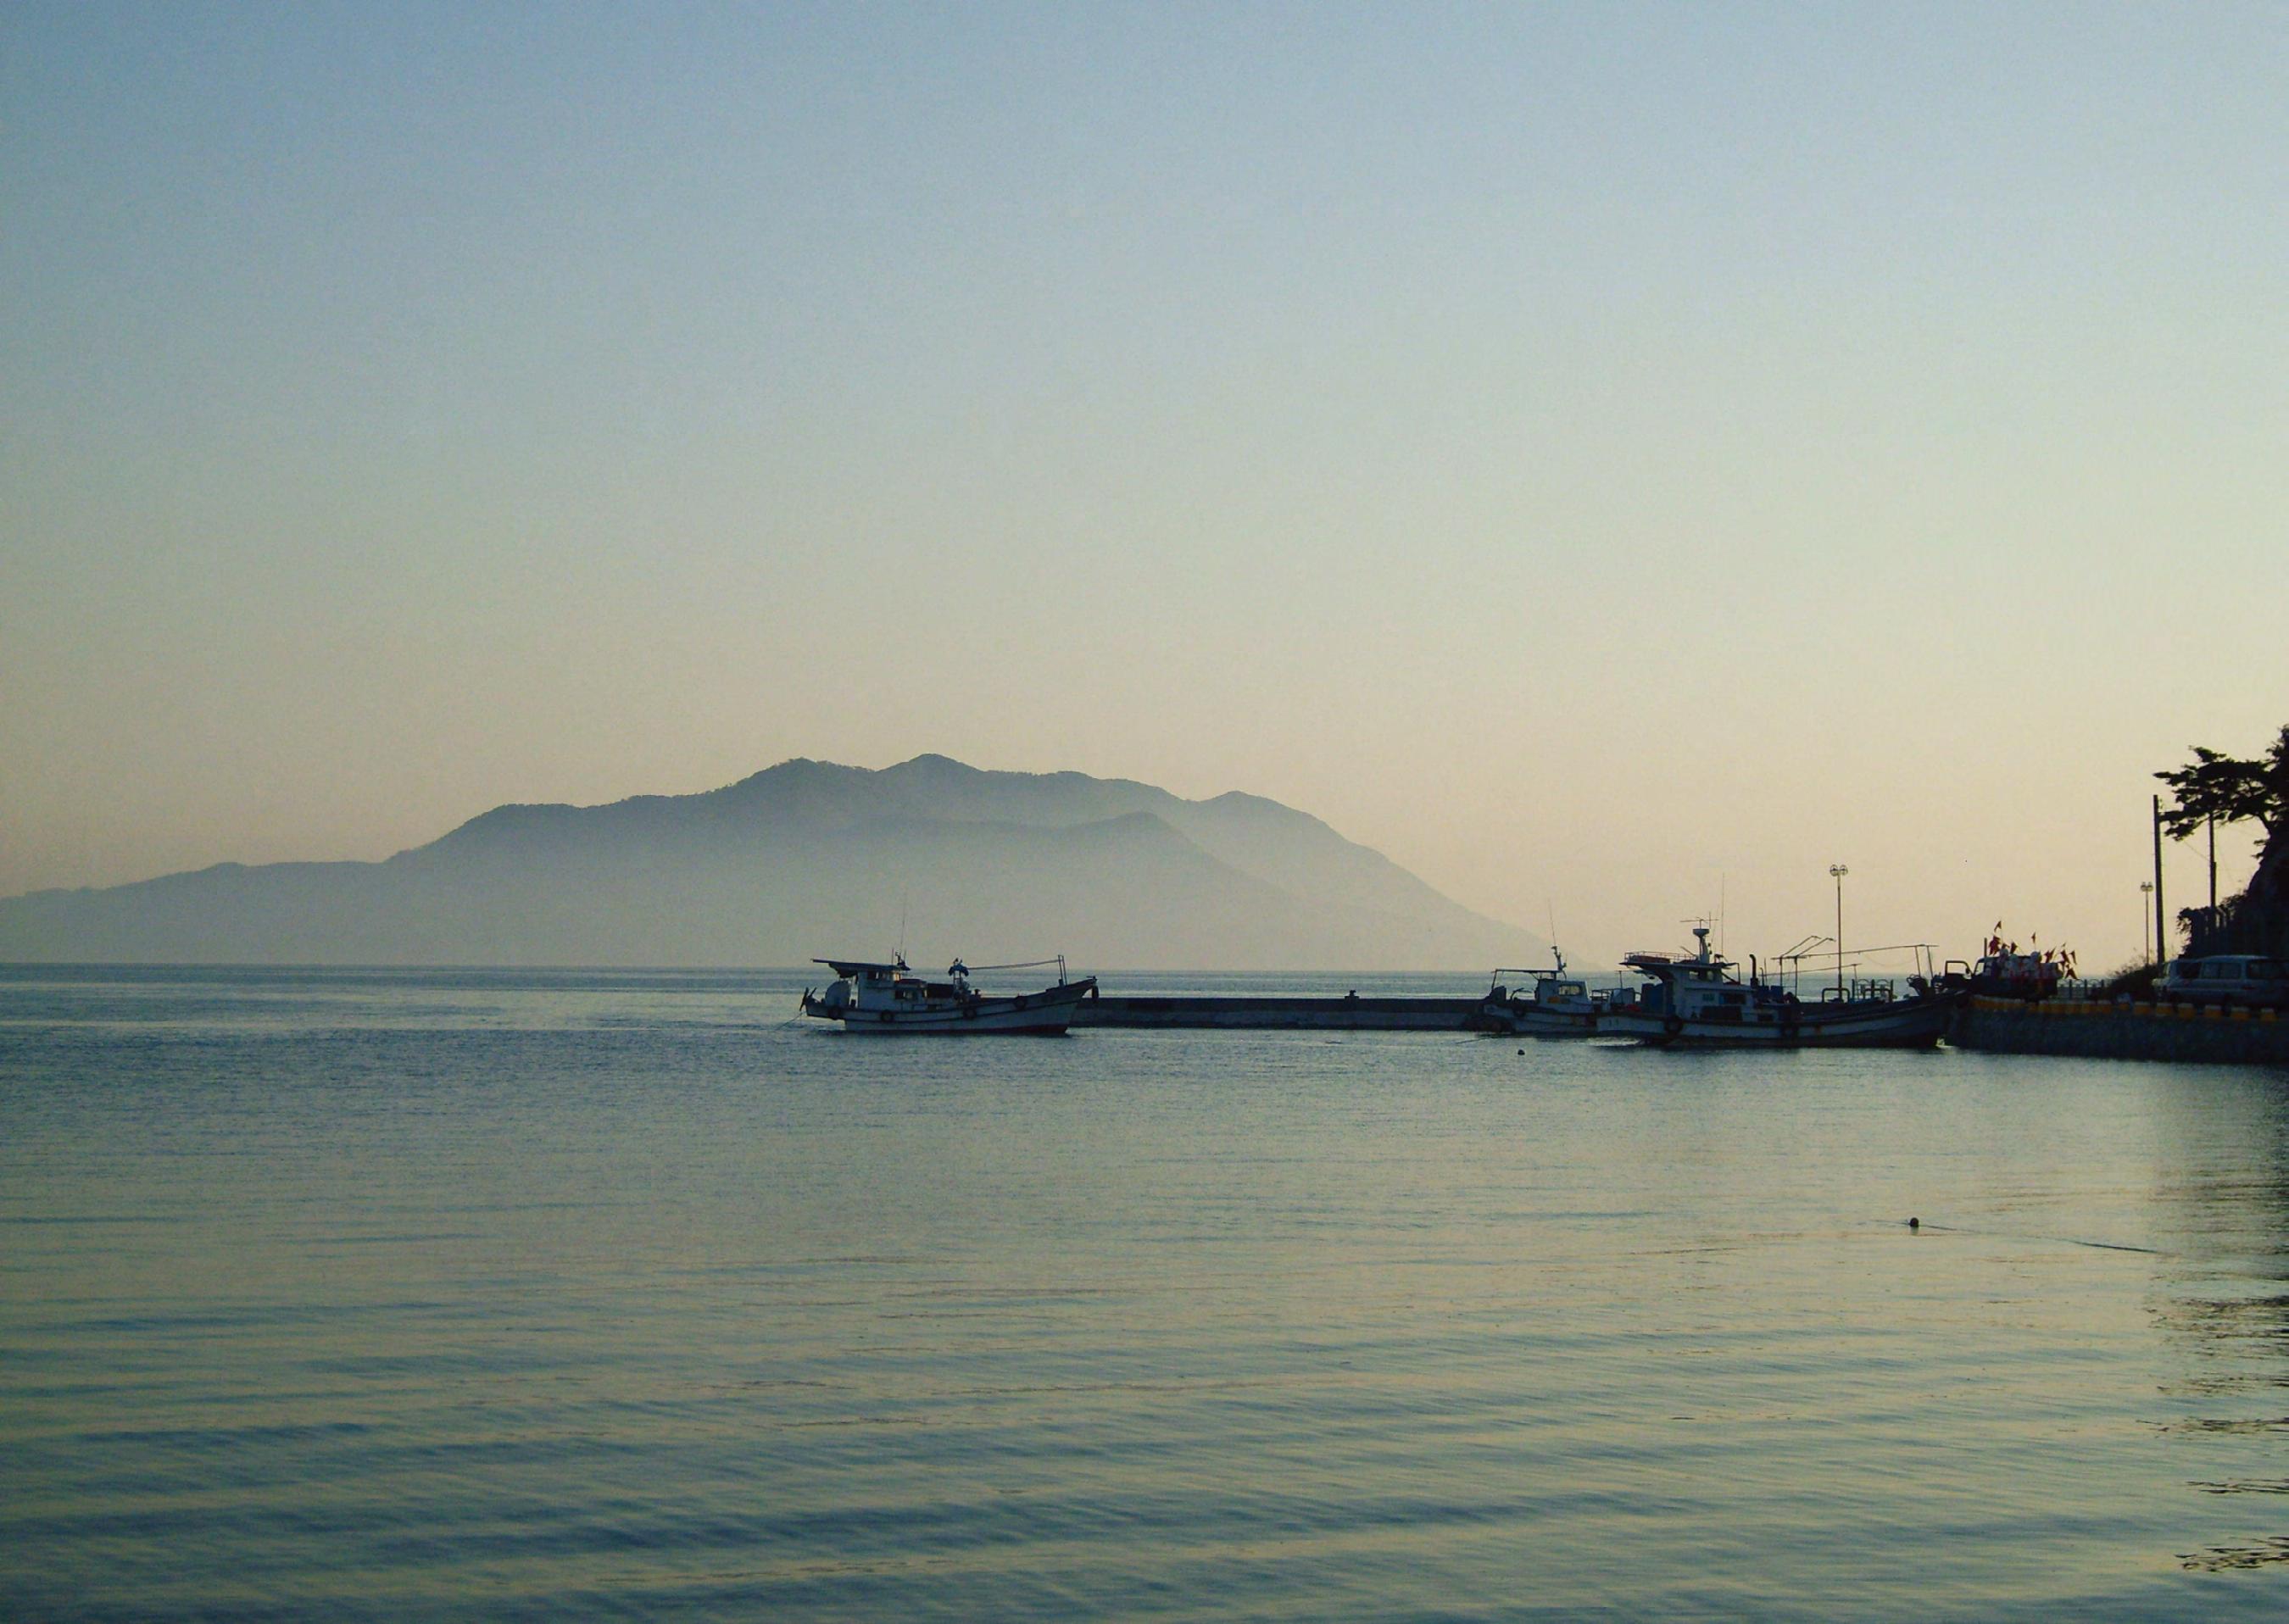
1074, 994, 1483, 1031
1952, 996, 2289, 1065
1070, 992, 2289, 1059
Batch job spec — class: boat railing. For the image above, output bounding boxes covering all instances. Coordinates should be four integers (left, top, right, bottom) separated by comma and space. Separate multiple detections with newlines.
1818, 978, 1899, 1004
967, 954, 1070, 985
1774, 942, 1936, 998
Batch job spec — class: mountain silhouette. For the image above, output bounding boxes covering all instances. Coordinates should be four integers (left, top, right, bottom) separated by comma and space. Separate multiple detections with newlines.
0, 755, 1542, 969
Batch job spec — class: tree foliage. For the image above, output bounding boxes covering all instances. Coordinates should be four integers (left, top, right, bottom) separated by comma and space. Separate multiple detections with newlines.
2156, 725, 2289, 840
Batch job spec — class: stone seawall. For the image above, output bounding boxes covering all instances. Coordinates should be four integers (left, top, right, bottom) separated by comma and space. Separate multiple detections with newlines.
1952, 996, 2289, 1065
1075, 996, 1482, 1031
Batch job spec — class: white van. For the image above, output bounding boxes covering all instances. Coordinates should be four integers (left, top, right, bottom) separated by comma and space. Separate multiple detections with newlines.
2157, 955, 2289, 1011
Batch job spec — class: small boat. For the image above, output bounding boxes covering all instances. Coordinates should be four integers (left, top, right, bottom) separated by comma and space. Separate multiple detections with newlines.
1599, 926, 1960, 1048
799, 955, 1096, 1034
1942, 926, 2072, 1003
1477, 949, 1614, 1037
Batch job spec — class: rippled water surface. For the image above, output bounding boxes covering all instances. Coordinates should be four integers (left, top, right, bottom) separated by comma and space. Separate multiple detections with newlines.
8, 965, 2289, 1618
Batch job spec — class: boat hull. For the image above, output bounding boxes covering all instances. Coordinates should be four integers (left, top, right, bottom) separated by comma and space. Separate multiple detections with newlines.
1604, 993, 1960, 1049
804, 977, 1097, 1034
1481, 1002, 1606, 1038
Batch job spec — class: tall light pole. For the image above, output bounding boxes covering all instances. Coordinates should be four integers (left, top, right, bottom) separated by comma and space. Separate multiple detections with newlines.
2152, 795, 2167, 968
1830, 865, 1849, 997
2140, 881, 2155, 965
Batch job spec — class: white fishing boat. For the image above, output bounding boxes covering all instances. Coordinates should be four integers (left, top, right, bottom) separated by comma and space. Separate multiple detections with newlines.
799, 955, 1096, 1034
1478, 949, 1613, 1037
1599, 926, 1959, 1048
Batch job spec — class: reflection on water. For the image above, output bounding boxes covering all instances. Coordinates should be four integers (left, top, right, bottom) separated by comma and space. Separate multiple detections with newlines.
2182, 1538, 2289, 1572
2147, 1096, 2289, 1580
3, 965, 2289, 1619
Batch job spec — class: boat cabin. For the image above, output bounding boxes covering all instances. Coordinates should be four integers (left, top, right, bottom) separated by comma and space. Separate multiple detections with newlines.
814, 957, 974, 1014
1623, 927, 1799, 1026
1489, 952, 1605, 1015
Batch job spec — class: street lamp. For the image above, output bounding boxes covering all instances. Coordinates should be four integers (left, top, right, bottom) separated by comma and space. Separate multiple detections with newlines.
1830, 865, 1849, 997
2140, 881, 2155, 965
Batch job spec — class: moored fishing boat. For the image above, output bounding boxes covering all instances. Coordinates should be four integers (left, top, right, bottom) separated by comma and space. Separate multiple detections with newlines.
1946, 926, 2075, 1002
799, 955, 1095, 1034
1600, 926, 1959, 1048
1477, 948, 1616, 1037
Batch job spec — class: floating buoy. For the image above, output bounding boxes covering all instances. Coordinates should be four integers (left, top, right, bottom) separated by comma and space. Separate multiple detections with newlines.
1908, 1216, 1920, 1230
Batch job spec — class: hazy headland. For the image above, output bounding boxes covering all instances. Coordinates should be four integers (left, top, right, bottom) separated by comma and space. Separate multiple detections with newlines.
0, 754, 1543, 971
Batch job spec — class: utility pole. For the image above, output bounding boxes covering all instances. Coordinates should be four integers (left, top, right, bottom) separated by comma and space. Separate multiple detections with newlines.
2152, 795, 2167, 967
2209, 815, 2218, 912
2141, 881, 2154, 965
1830, 864, 1848, 997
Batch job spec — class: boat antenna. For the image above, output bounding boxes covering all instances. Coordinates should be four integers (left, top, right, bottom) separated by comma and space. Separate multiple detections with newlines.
897, 889, 909, 965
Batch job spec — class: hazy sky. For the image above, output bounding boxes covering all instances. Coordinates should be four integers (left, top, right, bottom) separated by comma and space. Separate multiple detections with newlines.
4, 2, 2283, 969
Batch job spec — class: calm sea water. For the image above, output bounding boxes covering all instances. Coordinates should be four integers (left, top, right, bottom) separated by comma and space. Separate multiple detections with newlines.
6, 965, 2289, 1620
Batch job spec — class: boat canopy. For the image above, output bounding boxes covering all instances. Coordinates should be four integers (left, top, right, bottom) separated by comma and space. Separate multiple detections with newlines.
816, 958, 911, 977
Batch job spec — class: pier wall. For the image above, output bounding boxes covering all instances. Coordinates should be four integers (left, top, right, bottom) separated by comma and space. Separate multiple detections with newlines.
1068, 993, 2289, 1056
1074, 996, 1482, 1031
1952, 996, 2289, 1066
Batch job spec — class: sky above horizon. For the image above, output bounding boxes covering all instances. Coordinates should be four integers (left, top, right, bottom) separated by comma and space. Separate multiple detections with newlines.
4, 2, 2283, 969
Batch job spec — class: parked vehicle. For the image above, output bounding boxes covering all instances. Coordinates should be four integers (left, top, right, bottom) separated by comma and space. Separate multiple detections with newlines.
2156, 955, 2289, 1011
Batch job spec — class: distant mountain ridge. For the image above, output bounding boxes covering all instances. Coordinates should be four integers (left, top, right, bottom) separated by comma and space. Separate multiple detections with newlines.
0, 755, 1543, 970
